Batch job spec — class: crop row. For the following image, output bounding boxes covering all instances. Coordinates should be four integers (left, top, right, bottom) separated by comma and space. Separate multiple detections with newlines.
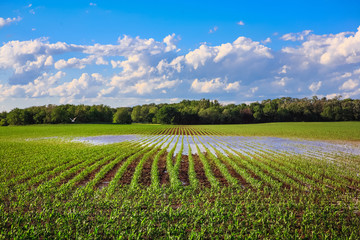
2, 126, 359, 198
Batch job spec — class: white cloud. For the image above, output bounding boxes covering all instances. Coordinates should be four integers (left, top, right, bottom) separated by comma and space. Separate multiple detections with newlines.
48, 73, 104, 98
54, 55, 107, 69
0, 38, 83, 84
184, 36, 273, 70
281, 30, 312, 41
250, 86, 258, 93
261, 37, 271, 44
209, 26, 218, 33
85, 34, 178, 56
126, 77, 180, 95
1, 27, 360, 109
282, 27, 360, 65
90, 3, 97, 6
278, 65, 290, 74
273, 77, 288, 87
309, 81, 322, 92
224, 81, 240, 91
353, 68, 360, 75
237, 21, 245, 26
163, 33, 178, 52
0, 71, 66, 98
185, 45, 213, 69
339, 79, 359, 91
0, 16, 21, 28
191, 78, 239, 93
326, 93, 340, 99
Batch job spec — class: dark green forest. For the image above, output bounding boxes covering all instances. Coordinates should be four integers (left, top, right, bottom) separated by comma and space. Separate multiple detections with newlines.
1, 96, 360, 126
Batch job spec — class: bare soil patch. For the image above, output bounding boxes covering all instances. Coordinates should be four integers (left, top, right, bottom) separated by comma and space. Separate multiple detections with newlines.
193, 154, 211, 187
75, 157, 116, 187
179, 155, 190, 186
204, 153, 229, 186
118, 156, 142, 185
158, 153, 170, 186
95, 157, 126, 189
139, 155, 154, 186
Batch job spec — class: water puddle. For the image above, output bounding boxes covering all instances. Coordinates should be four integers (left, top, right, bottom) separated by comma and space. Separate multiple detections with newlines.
29, 134, 360, 161
72, 135, 146, 145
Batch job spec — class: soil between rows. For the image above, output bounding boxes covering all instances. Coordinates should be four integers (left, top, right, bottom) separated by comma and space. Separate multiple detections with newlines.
216, 153, 250, 188
75, 156, 117, 187
158, 153, 170, 186
203, 152, 229, 186
179, 155, 190, 186
192, 154, 211, 188
95, 155, 127, 189
119, 156, 142, 185
139, 155, 154, 186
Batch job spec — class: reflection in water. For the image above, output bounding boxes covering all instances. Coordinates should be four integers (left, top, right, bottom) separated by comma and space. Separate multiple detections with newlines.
71, 134, 360, 160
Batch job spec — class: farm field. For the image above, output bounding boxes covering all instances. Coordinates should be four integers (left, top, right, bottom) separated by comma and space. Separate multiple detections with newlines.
1, 123, 360, 239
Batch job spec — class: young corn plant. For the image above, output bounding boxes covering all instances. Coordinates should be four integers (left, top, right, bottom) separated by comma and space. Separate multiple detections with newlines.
150, 135, 176, 189
129, 135, 168, 190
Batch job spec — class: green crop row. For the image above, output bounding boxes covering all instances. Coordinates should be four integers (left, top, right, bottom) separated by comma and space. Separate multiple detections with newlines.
1, 124, 360, 238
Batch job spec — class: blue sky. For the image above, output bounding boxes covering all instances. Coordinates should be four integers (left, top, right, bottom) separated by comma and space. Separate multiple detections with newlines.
1, 0, 360, 111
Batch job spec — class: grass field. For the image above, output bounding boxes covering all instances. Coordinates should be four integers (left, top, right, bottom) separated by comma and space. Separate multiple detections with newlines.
1, 123, 360, 239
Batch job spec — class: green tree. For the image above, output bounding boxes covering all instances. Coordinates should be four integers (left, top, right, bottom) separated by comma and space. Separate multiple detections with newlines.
7, 108, 25, 125
155, 105, 180, 124
51, 106, 70, 123
198, 107, 221, 124
250, 103, 264, 122
131, 106, 142, 122
0, 118, 8, 126
113, 108, 132, 124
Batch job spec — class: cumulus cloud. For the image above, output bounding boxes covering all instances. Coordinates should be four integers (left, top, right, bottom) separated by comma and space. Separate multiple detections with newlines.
261, 37, 271, 44
127, 78, 180, 95
309, 81, 322, 92
278, 65, 290, 74
281, 30, 312, 41
0, 71, 66, 98
1, 26, 360, 110
0, 16, 21, 28
273, 77, 291, 87
49, 73, 104, 98
163, 33, 178, 52
54, 55, 108, 69
282, 27, 360, 65
84, 34, 178, 56
184, 36, 273, 71
191, 78, 239, 93
0, 38, 83, 84
339, 79, 359, 91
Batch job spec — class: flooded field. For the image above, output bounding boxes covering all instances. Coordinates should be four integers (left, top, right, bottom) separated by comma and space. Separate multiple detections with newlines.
71, 134, 360, 160
2, 124, 360, 239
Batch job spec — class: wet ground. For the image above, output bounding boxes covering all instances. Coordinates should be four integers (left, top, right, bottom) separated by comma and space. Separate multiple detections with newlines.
69, 134, 360, 161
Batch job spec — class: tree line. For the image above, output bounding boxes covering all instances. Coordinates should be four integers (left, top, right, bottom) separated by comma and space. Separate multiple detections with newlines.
1, 96, 359, 126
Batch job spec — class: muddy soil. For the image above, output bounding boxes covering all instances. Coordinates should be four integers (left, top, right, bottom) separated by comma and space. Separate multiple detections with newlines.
179, 155, 190, 186
192, 154, 211, 188
139, 156, 154, 186
158, 153, 170, 186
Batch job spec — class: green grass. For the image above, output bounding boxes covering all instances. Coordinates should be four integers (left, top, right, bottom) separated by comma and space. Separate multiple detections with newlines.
1, 123, 360, 239
196, 122, 360, 141
0, 124, 167, 140
1, 122, 359, 141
